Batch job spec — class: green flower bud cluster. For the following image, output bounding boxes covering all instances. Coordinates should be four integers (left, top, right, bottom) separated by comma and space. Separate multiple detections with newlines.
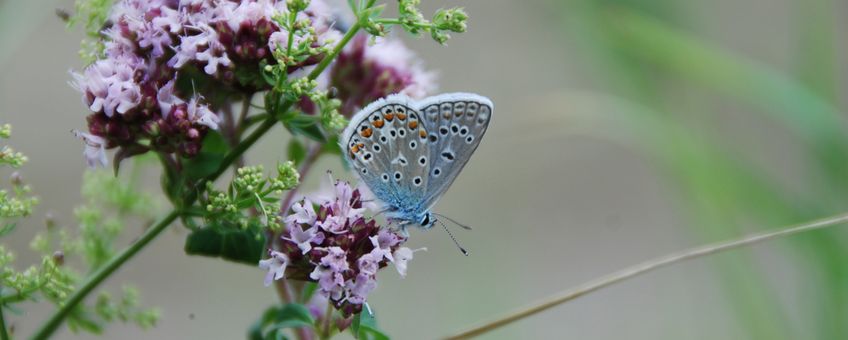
394, 0, 469, 44
203, 163, 300, 231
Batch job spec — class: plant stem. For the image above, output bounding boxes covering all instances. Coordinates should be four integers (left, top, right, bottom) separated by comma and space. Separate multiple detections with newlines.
321, 301, 334, 339
268, 145, 322, 340
0, 304, 10, 340
235, 92, 255, 143
444, 213, 848, 339
30, 17, 366, 340
30, 210, 180, 340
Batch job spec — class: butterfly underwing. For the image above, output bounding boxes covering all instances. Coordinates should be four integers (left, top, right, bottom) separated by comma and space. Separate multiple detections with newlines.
340, 92, 493, 231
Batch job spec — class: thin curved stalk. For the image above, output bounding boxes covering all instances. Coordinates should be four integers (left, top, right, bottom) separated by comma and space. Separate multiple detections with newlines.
445, 213, 848, 339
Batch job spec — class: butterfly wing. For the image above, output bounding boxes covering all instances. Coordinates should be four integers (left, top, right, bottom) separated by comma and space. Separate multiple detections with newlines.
341, 94, 432, 212
416, 93, 493, 209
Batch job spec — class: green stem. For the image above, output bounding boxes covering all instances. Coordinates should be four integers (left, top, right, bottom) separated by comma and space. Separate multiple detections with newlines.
30, 210, 179, 340
30, 17, 367, 340
0, 303, 10, 340
445, 212, 848, 339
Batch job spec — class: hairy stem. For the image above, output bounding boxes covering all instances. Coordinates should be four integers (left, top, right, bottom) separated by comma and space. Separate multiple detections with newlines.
444, 213, 848, 339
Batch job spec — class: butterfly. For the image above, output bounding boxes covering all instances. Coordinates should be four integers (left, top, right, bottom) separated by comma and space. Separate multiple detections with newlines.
340, 93, 493, 250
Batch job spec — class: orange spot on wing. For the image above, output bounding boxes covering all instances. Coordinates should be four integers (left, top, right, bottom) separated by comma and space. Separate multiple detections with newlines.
360, 127, 373, 138
443, 111, 451, 119
351, 145, 360, 153
455, 110, 463, 117
373, 119, 384, 128
397, 112, 407, 121
408, 120, 418, 129
383, 113, 395, 121
419, 129, 427, 138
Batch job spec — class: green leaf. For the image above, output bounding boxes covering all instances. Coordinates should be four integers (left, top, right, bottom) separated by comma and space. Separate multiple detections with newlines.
299, 282, 318, 304
287, 139, 307, 166
181, 131, 229, 182
351, 311, 390, 340
249, 304, 315, 340
321, 135, 342, 155
184, 221, 265, 265
0, 222, 16, 237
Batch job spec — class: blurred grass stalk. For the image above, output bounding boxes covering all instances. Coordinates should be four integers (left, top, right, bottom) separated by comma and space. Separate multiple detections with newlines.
562, 1, 847, 339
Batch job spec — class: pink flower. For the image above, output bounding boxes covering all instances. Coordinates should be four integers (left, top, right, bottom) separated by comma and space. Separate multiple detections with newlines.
393, 247, 425, 278
259, 250, 289, 286
346, 274, 377, 305
283, 225, 324, 254
186, 96, 220, 130
73, 130, 108, 167
284, 198, 317, 225
329, 34, 437, 116
271, 179, 409, 316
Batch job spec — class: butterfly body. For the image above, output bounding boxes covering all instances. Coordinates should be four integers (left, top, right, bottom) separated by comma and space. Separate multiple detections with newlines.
341, 93, 493, 231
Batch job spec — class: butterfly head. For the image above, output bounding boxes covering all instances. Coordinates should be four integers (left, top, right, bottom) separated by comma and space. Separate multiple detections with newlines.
419, 212, 437, 229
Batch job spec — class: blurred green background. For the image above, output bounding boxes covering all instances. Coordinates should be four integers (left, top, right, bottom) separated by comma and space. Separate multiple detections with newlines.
2, 0, 848, 339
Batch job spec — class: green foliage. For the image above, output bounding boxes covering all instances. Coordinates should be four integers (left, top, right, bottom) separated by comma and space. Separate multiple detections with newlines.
0, 124, 38, 237
249, 303, 315, 340
67, 0, 113, 63
351, 312, 389, 340
184, 220, 266, 265
1, 167, 159, 336
381, 0, 469, 44
201, 163, 299, 233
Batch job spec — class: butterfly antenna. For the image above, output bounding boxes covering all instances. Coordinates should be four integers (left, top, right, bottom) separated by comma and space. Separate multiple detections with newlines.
438, 219, 469, 256
433, 213, 473, 230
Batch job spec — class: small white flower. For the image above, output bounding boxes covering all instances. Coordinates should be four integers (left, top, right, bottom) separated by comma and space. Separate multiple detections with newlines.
73, 130, 108, 168
258, 250, 289, 286
393, 247, 426, 278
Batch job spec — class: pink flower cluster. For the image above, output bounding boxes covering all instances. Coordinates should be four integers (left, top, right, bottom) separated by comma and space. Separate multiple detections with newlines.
260, 180, 419, 316
71, 0, 438, 167
71, 0, 334, 165
329, 34, 437, 116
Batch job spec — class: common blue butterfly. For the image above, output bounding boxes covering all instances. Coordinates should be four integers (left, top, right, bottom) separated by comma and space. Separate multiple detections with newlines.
340, 93, 493, 248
